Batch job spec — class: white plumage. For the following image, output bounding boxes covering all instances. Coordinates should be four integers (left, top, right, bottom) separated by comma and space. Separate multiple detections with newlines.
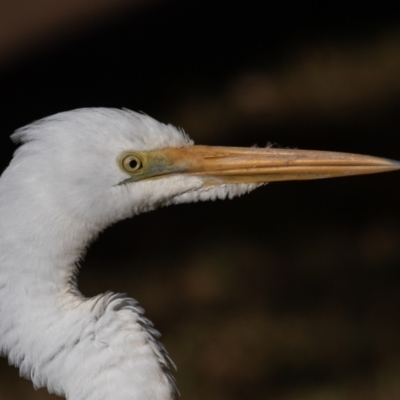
0, 108, 397, 400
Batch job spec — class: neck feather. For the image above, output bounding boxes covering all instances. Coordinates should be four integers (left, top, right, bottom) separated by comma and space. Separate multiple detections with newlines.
0, 175, 176, 400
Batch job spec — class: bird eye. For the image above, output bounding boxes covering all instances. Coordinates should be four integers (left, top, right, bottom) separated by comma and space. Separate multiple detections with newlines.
121, 154, 143, 173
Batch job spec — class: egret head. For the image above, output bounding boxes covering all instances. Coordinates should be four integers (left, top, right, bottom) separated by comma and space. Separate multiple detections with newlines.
5, 108, 399, 234
6, 109, 194, 228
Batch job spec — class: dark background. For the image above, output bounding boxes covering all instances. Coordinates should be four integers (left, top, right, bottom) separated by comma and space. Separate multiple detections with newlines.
1, 1, 400, 399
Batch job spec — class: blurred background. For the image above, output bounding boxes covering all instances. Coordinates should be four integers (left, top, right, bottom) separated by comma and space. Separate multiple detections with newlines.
1, 1, 400, 399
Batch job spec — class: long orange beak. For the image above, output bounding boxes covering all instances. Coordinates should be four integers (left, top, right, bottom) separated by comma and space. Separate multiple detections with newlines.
118, 145, 400, 185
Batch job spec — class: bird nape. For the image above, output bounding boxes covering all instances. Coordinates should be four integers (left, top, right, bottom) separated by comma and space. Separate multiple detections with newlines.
0, 108, 398, 400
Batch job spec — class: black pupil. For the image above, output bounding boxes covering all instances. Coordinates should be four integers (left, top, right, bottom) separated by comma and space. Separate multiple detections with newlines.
129, 158, 139, 169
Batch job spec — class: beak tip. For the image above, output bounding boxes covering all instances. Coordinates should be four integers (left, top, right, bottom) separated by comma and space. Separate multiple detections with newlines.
386, 158, 400, 171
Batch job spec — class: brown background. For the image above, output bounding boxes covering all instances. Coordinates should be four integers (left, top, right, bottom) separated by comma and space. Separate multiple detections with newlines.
0, 1, 400, 399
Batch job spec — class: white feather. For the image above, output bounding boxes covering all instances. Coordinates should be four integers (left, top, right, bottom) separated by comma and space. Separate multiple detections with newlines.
0, 108, 257, 400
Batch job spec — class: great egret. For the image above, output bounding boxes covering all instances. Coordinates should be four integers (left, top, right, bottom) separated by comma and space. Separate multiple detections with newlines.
0, 108, 398, 400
